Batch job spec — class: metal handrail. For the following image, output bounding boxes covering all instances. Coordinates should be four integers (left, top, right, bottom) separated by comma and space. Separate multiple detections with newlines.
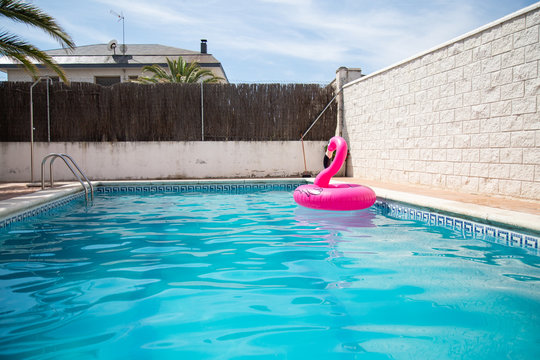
41, 153, 94, 202
50, 154, 94, 198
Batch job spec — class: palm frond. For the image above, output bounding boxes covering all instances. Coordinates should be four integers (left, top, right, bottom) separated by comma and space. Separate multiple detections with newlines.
131, 76, 158, 84
136, 56, 224, 84
0, 30, 69, 83
0, 0, 74, 49
142, 64, 173, 82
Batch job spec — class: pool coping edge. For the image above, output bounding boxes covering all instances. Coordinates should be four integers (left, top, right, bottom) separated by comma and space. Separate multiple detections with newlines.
369, 185, 540, 236
0, 183, 84, 223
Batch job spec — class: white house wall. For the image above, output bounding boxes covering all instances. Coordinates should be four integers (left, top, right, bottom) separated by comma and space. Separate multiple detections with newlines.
342, 4, 540, 201
7, 67, 148, 83
0, 141, 327, 181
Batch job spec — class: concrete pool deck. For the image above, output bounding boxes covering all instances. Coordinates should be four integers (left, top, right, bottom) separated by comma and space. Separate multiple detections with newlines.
333, 178, 539, 215
1, 178, 539, 235
333, 177, 540, 235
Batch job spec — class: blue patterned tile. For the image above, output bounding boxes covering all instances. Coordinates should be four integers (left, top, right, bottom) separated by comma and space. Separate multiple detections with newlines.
510, 233, 523, 247
474, 224, 485, 236
380, 199, 539, 255
524, 236, 538, 249
497, 230, 509, 242
464, 222, 474, 234
486, 227, 497, 238
437, 215, 445, 227
95, 182, 305, 196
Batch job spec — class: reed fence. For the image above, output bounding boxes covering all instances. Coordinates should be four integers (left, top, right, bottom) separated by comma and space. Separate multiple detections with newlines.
0, 82, 336, 142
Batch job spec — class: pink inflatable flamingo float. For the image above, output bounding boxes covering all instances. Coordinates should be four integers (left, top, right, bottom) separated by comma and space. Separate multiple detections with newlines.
294, 136, 376, 211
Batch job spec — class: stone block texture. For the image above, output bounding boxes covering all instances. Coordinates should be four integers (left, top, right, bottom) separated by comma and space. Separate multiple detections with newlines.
343, 4, 540, 201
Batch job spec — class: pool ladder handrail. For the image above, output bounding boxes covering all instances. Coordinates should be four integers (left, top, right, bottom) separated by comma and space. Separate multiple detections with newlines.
41, 153, 94, 202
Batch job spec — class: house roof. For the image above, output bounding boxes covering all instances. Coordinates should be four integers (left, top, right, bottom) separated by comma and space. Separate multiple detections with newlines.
41, 44, 219, 66
46, 44, 201, 57
0, 43, 228, 80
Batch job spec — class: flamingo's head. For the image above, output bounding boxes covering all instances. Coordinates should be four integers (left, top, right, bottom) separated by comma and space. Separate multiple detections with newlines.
327, 142, 336, 153
327, 136, 344, 153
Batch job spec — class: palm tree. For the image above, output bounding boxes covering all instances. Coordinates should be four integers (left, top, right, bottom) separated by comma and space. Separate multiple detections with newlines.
0, 0, 75, 83
134, 56, 223, 84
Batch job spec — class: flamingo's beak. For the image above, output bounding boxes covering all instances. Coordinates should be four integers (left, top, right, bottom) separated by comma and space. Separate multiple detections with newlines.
327, 142, 336, 152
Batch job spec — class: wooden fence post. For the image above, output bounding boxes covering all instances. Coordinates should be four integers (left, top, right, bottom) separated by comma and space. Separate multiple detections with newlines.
201, 82, 204, 141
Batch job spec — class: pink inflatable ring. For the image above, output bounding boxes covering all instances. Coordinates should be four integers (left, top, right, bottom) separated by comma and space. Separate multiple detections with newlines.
294, 136, 376, 211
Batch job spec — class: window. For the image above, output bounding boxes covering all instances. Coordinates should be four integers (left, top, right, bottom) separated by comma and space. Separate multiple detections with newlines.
95, 76, 121, 86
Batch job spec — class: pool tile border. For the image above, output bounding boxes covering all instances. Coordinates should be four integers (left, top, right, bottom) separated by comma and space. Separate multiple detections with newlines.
96, 182, 303, 194
376, 201, 539, 255
1, 180, 538, 256
0, 191, 84, 228
0, 182, 304, 228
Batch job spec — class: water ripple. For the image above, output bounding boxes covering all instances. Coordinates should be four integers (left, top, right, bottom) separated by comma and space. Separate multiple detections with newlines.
0, 191, 538, 359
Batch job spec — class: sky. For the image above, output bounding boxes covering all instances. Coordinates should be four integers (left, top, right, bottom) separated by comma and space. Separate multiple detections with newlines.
1, 0, 538, 83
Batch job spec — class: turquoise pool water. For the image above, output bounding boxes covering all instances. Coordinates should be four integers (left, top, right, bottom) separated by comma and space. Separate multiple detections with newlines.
0, 188, 539, 359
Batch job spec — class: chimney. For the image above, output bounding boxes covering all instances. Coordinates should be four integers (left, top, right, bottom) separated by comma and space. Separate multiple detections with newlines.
200, 39, 207, 54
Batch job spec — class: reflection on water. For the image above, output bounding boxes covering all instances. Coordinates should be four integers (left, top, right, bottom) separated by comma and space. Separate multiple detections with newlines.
294, 206, 377, 231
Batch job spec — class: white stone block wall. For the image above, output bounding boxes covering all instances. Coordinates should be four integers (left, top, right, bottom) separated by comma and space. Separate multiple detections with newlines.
343, 4, 540, 201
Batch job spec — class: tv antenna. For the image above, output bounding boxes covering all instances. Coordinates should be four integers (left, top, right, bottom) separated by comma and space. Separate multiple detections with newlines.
110, 10, 127, 54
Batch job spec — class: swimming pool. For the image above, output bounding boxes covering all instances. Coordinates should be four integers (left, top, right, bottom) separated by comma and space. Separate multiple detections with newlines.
0, 182, 539, 359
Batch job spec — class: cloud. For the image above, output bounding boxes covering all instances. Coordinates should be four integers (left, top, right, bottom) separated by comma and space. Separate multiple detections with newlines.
159, 0, 484, 73
94, 0, 199, 25
87, 0, 520, 73
222, 36, 347, 62
4, 0, 535, 83
57, 17, 113, 46
246, 0, 483, 72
